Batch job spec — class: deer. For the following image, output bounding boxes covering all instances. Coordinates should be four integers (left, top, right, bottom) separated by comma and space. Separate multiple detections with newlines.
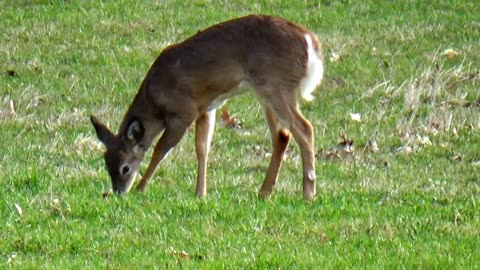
90, 14, 324, 200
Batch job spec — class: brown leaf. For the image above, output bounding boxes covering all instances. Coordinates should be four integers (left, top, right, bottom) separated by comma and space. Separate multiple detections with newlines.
366, 140, 379, 153
172, 250, 191, 259
442, 48, 459, 58
252, 144, 269, 158
320, 234, 330, 244
326, 77, 346, 89
315, 148, 324, 160
221, 107, 241, 128
327, 150, 341, 161
467, 71, 479, 81
339, 134, 354, 154
170, 247, 205, 260
451, 155, 462, 161
316, 148, 342, 161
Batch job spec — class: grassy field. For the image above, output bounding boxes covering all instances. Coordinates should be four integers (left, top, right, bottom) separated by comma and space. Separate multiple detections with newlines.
1, 0, 479, 268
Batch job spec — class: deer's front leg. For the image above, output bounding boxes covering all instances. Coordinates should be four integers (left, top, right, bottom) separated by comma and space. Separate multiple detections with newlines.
195, 110, 216, 198
136, 124, 189, 192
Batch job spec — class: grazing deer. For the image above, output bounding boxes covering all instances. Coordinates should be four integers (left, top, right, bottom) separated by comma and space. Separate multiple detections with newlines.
90, 15, 324, 200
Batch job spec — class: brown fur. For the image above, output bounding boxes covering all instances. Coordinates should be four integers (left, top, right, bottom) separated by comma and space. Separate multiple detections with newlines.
91, 15, 323, 200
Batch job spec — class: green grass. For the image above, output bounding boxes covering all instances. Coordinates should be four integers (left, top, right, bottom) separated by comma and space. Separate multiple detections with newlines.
1, 0, 479, 268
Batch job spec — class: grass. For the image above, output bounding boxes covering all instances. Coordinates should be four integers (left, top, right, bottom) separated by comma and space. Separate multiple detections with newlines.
1, 0, 479, 268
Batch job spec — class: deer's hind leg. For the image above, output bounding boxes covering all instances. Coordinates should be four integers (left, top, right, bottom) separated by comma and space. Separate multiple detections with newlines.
258, 105, 292, 199
255, 85, 316, 200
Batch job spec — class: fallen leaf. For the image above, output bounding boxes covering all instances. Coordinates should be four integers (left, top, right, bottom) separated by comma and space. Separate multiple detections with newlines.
49, 198, 63, 216
327, 77, 346, 89
451, 155, 462, 161
366, 140, 379, 153
170, 247, 205, 260
339, 134, 354, 154
315, 149, 324, 159
316, 148, 339, 161
442, 48, 459, 58
415, 134, 432, 146
467, 71, 479, 80
317, 135, 356, 161
221, 107, 241, 128
320, 234, 330, 244
349, 113, 361, 122
7, 253, 17, 265
172, 250, 191, 259
329, 51, 340, 63
326, 150, 341, 161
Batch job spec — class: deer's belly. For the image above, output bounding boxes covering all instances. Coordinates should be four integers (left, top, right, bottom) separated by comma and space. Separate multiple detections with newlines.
205, 80, 250, 112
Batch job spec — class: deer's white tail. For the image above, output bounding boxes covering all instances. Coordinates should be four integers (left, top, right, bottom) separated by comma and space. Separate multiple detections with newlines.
299, 34, 324, 101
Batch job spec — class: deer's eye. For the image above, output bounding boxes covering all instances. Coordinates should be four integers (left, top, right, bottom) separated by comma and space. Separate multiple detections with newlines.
120, 164, 131, 176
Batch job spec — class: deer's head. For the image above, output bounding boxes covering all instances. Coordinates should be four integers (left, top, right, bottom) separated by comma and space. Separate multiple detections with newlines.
90, 115, 146, 194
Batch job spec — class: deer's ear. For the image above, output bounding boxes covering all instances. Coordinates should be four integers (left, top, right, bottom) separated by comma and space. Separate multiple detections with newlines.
90, 115, 116, 149
125, 118, 144, 144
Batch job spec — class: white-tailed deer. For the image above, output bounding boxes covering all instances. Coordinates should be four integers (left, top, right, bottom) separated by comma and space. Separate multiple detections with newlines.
90, 15, 324, 200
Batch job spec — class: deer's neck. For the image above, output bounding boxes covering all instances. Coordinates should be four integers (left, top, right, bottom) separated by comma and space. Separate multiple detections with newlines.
117, 86, 165, 150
